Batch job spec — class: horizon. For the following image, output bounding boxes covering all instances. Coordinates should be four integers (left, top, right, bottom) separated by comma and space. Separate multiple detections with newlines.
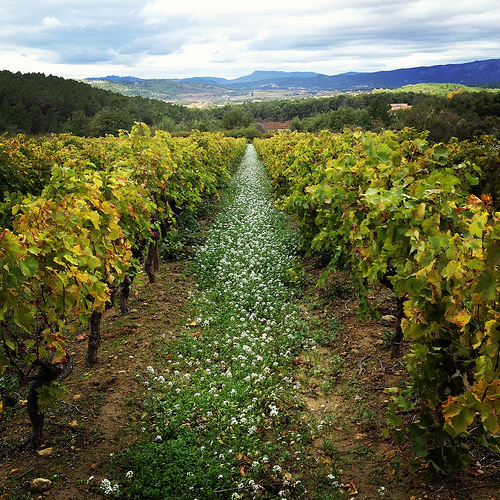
10, 57, 497, 83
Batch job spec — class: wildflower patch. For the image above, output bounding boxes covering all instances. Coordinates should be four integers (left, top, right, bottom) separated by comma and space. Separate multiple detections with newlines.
113, 145, 345, 499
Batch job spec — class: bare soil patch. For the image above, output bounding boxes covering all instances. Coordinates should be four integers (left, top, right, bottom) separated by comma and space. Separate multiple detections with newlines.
299, 257, 500, 500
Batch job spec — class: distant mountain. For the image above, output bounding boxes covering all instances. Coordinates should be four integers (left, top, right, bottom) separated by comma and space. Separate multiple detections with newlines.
218, 60, 500, 91
168, 71, 324, 86
171, 76, 230, 86
225, 70, 323, 85
84, 59, 500, 103
86, 75, 145, 82
300, 59, 500, 92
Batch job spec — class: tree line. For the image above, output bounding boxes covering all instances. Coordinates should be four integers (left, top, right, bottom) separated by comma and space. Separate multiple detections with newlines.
1, 71, 500, 143
0, 71, 200, 136
241, 86, 500, 143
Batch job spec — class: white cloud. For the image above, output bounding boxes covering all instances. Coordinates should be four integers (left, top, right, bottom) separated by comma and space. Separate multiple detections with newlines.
0, 0, 498, 79
141, 0, 322, 20
42, 16, 63, 28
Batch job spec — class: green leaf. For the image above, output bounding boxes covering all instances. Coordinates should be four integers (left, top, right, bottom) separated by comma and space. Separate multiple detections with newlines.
485, 241, 500, 268
20, 255, 37, 277
411, 434, 428, 458
394, 395, 413, 412
432, 144, 449, 164
452, 406, 475, 435
475, 271, 497, 301
409, 459, 423, 472
482, 412, 499, 434
464, 172, 479, 186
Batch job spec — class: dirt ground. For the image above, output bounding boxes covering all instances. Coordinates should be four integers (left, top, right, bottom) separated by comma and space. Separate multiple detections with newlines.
298, 259, 500, 500
1, 256, 499, 500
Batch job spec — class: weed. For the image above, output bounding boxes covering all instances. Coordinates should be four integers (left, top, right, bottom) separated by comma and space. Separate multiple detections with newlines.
319, 277, 357, 301
108, 146, 345, 499
382, 327, 392, 349
321, 437, 338, 457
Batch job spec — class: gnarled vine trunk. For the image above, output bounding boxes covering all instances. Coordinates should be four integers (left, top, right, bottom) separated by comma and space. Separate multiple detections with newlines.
391, 296, 405, 359
86, 311, 103, 365
378, 272, 406, 358
145, 241, 159, 283
27, 354, 73, 448
86, 274, 134, 365
119, 274, 133, 314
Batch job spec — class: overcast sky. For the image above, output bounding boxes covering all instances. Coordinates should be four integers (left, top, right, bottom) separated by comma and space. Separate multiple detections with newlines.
1, 0, 499, 80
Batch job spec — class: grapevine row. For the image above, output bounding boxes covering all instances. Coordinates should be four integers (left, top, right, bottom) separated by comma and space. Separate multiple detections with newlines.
0, 124, 246, 446
254, 128, 500, 473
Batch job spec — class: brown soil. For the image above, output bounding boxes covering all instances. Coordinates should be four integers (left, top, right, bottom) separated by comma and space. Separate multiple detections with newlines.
0, 261, 193, 500
259, 121, 292, 131
1, 257, 499, 500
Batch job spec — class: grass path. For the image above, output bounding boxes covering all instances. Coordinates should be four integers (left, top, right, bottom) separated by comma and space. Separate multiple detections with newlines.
111, 145, 344, 499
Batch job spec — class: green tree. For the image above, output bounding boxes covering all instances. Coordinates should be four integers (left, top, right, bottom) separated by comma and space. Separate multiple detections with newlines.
222, 106, 253, 129
290, 116, 302, 132
65, 110, 92, 136
89, 108, 134, 136
158, 115, 177, 133
369, 97, 391, 128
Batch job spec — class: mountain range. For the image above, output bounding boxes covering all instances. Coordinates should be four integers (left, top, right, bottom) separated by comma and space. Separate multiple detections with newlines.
85, 58, 500, 103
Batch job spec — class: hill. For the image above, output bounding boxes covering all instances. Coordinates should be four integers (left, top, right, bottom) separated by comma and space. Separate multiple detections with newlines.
85, 59, 500, 103
303, 59, 500, 92
0, 70, 200, 136
85, 77, 239, 102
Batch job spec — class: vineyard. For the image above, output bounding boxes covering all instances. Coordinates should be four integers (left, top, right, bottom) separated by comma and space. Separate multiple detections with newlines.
1, 126, 500, 499
0, 126, 245, 482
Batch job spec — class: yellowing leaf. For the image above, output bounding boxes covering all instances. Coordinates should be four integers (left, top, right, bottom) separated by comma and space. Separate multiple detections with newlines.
108, 221, 122, 240
415, 259, 435, 278
51, 346, 67, 365
452, 309, 472, 328
412, 203, 426, 221
87, 211, 100, 230
71, 244, 85, 256
443, 397, 475, 436
101, 200, 114, 215
76, 271, 92, 285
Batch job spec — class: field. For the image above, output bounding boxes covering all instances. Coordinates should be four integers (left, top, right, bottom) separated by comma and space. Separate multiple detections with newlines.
1, 261, 499, 499
1, 130, 500, 499
0, 138, 500, 500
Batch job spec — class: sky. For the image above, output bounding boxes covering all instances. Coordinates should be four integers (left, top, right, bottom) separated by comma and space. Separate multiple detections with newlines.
1, 0, 499, 81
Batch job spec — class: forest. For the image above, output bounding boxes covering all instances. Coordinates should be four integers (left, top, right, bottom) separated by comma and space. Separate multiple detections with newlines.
2, 71, 500, 143
0, 71, 200, 136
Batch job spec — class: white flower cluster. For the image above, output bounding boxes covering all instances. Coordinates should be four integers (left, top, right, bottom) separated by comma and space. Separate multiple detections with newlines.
100, 478, 119, 495
139, 145, 327, 497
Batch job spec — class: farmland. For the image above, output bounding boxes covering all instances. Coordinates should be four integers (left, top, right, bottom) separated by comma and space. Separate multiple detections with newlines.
1, 127, 500, 499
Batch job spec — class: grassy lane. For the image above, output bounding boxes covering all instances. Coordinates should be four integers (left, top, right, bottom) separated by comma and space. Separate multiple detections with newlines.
109, 145, 345, 499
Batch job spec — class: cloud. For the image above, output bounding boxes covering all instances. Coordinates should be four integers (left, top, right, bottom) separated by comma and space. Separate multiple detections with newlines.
0, 0, 499, 79
42, 16, 63, 28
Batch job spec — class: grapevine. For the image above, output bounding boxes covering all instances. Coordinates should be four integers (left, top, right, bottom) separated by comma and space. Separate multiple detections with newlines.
255, 128, 500, 473
0, 125, 246, 445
